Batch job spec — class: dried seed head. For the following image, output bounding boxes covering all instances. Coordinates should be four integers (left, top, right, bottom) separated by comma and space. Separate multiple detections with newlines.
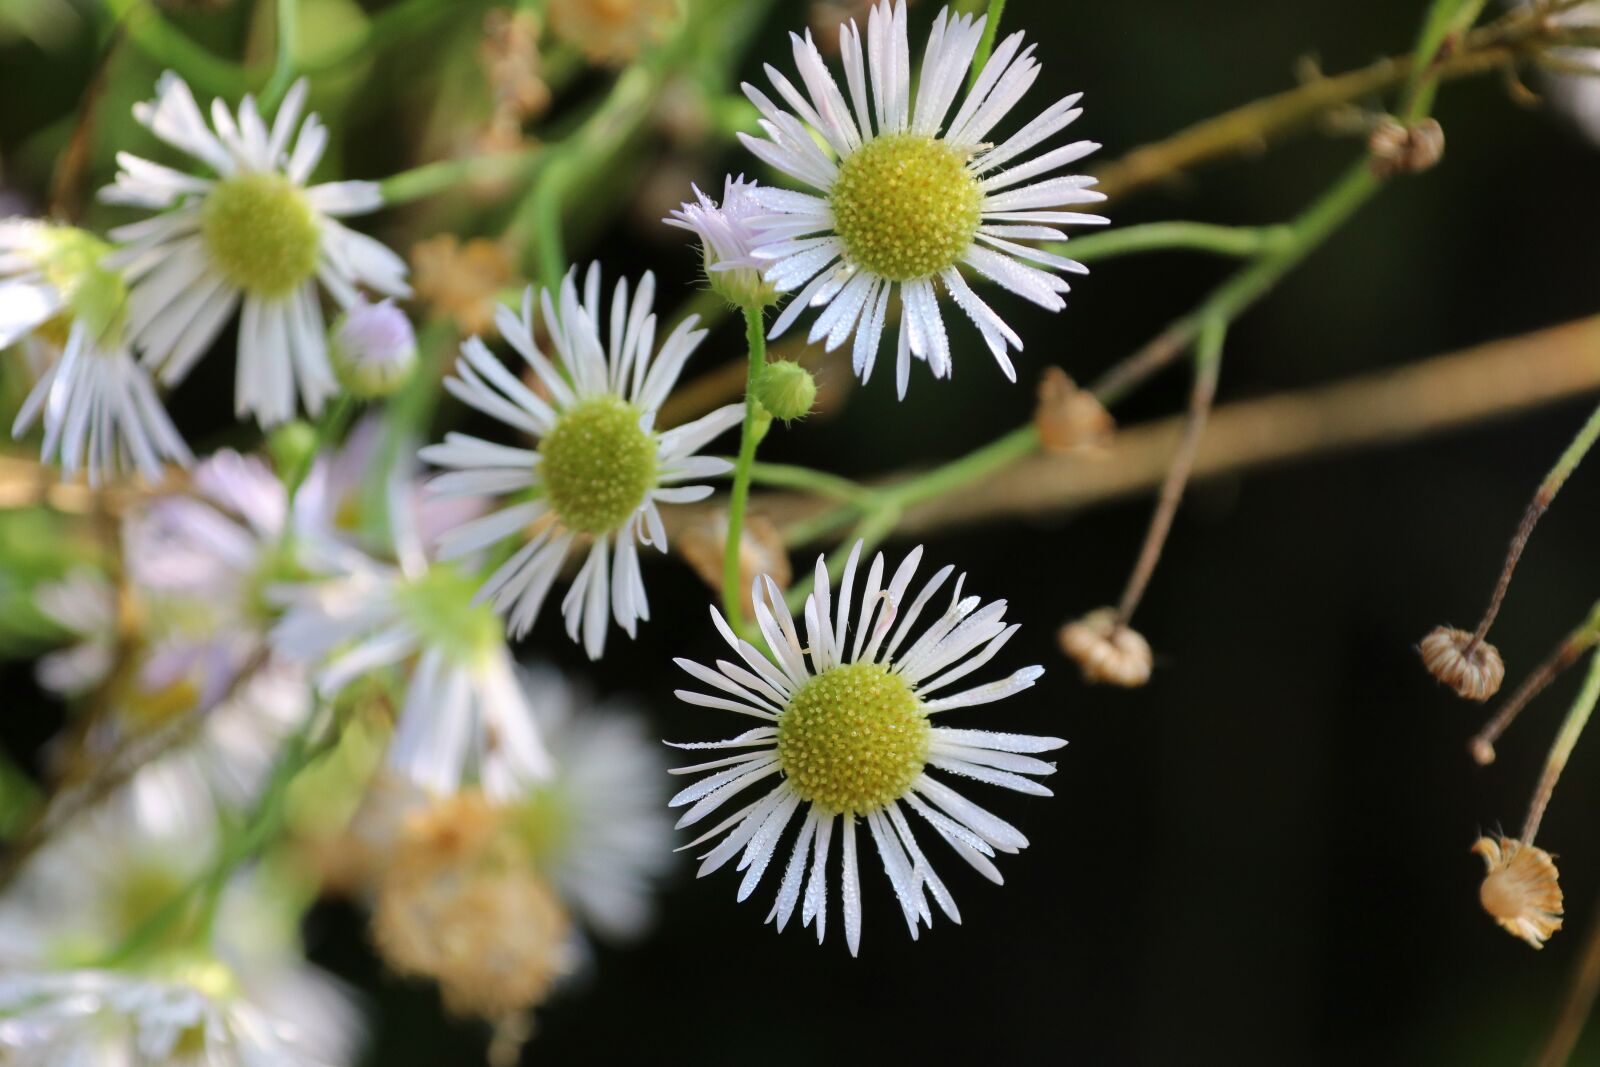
1473, 835, 1563, 948
1369, 117, 1445, 178
373, 791, 575, 1019
677, 510, 791, 615
1034, 367, 1114, 453
1059, 608, 1153, 688
1420, 626, 1505, 701
411, 235, 515, 336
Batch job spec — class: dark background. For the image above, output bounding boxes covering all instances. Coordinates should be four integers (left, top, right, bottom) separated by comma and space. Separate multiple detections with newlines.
6, 0, 1600, 1063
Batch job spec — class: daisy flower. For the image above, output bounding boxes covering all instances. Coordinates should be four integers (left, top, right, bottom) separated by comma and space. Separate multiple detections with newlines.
271, 508, 551, 799
740, 0, 1106, 396
419, 264, 742, 658
1, 219, 190, 484
510, 666, 674, 941
101, 72, 410, 427
663, 173, 778, 308
669, 542, 1064, 954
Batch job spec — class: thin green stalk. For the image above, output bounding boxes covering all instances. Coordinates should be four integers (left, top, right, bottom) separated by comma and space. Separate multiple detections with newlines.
105, 0, 250, 96
747, 462, 872, 504
1057, 222, 1294, 265
259, 0, 299, 109
1520, 647, 1600, 846
1403, 0, 1492, 121
968, 0, 1007, 89
1461, 397, 1600, 658
722, 306, 768, 633
1471, 600, 1600, 765
298, 0, 465, 73
377, 148, 544, 206
533, 157, 572, 286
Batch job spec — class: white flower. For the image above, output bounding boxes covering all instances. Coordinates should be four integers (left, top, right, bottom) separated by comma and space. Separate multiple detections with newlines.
669, 542, 1063, 954
1, 219, 190, 485
102, 72, 410, 427
663, 174, 778, 307
740, 0, 1105, 396
419, 264, 742, 658
514, 666, 674, 941
272, 549, 552, 800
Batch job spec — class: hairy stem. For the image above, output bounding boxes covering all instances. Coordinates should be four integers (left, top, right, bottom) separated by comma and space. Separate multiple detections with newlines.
722, 307, 768, 633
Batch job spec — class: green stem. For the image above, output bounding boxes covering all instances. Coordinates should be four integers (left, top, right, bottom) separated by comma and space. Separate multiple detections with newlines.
1520, 647, 1600, 846
1471, 600, 1600, 765
968, 0, 1008, 89
1057, 222, 1295, 265
722, 306, 768, 633
105, 0, 250, 96
285, 394, 355, 504
747, 461, 872, 504
376, 148, 544, 206
533, 157, 571, 286
259, 0, 299, 109
297, 0, 465, 73
1403, 0, 1492, 121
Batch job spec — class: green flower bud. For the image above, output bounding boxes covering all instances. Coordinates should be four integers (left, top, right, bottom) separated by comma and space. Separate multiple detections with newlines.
754, 360, 816, 424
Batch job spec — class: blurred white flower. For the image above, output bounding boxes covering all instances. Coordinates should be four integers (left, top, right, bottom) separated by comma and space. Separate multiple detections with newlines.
102, 73, 410, 426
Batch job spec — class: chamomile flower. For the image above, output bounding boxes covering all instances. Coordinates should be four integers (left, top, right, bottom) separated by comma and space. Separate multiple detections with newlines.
419, 264, 743, 657
664, 174, 778, 308
511, 666, 674, 941
740, 0, 1105, 396
669, 543, 1063, 954
1, 219, 190, 484
101, 73, 410, 427
271, 524, 551, 800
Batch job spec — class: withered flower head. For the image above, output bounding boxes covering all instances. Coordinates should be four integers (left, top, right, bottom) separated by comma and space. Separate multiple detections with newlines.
1473, 835, 1563, 949
1420, 626, 1505, 702
1369, 117, 1445, 178
1059, 608, 1153, 688
411, 235, 515, 337
1034, 366, 1114, 453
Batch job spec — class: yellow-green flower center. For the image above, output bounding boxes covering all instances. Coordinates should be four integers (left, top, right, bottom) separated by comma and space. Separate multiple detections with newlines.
511, 783, 573, 866
201, 173, 321, 296
829, 133, 982, 282
776, 662, 929, 815
539, 395, 658, 536
33, 226, 127, 342
396, 565, 503, 665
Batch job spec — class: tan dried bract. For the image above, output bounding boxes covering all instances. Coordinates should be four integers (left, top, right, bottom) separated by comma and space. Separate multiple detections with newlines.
1059, 608, 1152, 687
678, 511, 792, 616
1035, 367, 1114, 453
1420, 626, 1504, 701
411, 235, 515, 337
1473, 835, 1563, 949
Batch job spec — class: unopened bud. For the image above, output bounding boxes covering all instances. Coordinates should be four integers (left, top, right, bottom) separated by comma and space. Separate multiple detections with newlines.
331, 298, 417, 398
1473, 835, 1563, 948
1420, 626, 1504, 701
755, 360, 817, 424
1058, 608, 1153, 688
267, 420, 317, 480
1369, 117, 1445, 178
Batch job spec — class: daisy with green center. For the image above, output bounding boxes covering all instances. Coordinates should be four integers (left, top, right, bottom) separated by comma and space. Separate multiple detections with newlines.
272, 485, 551, 799
740, 0, 1106, 397
1, 219, 190, 484
419, 264, 742, 658
101, 73, 410, 427
669, 542, 1063, 954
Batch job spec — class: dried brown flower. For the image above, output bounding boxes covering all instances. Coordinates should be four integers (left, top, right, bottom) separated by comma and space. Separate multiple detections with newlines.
479, 9, 550, 152
1473, 835, 1563, 948
373, 792, 574, 1019
1369, 117, 1445, 177
548, 0, 678, 65
1420, 626, 1505, 702
411, 235, 515, 336
677, 511, 791, 615
1058, 608, 1153, 688
1034, 367, 1115, 453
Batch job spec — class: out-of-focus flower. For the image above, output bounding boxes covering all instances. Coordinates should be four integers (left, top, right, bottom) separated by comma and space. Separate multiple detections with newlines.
419, 265, 741, 657
102, 74, 410, 426
547, 0, 678, 65
741, 1, 1105, 397
330, 297, 417, 398
669, 543, 1061, 955
1531, 2, 1600, 146
1473, 835, 1564, 948
664, 174, 779, 309
1, 219, 190, 484
411, 234, 514, 336
372, 792, 574, 1020
479, 8, 550, 152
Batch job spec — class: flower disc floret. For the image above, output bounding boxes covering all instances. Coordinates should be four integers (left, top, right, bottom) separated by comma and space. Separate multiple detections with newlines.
828, 133, 981, 282
201, 173, 321, 297
539, 395, 658, 535
776, 661, 929, 815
